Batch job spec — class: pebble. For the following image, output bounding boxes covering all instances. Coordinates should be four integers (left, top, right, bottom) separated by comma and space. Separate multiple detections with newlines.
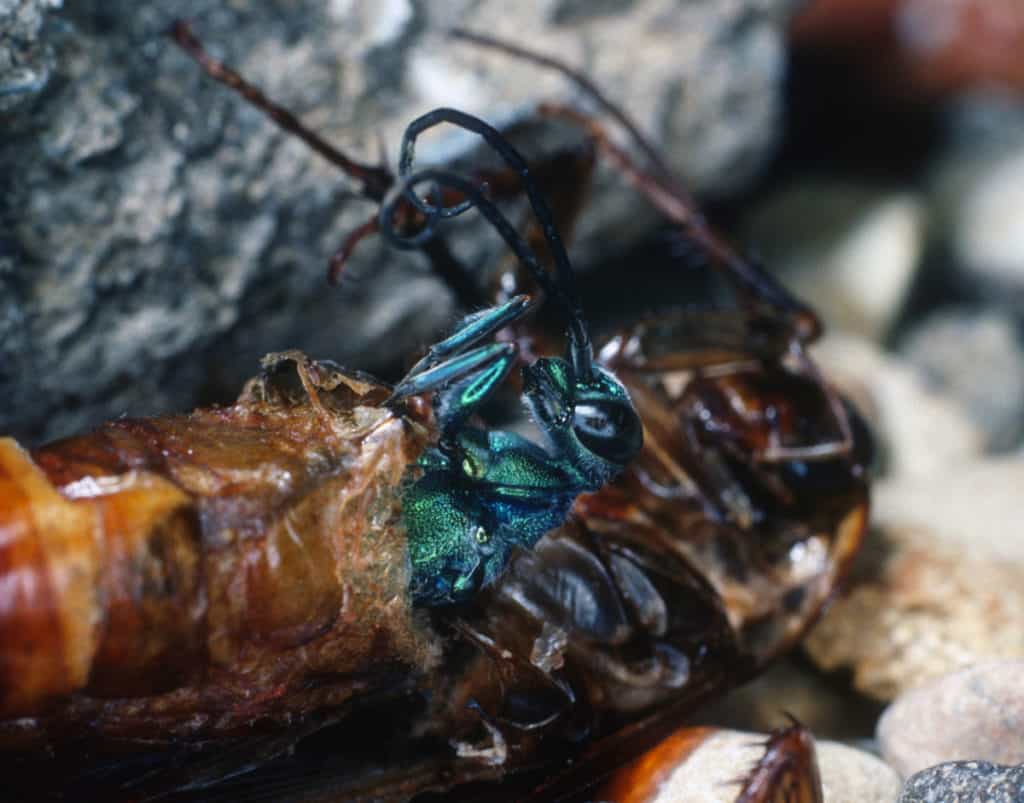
595, 728, 901, 802
931, 108, 1024, 309
952, 144, 1024, 306
898, 761, 1024, 803
743, 185, 924, 341
899, 308, 1024, 452
877, 662, 1024, 779
804, 516, 1024, 701
872, 459, 1024, 562
812, 334, 984, 478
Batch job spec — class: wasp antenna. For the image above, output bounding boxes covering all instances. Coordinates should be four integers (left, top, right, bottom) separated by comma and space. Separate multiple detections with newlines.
382, 170, 541, 291
392, 108, 594, 379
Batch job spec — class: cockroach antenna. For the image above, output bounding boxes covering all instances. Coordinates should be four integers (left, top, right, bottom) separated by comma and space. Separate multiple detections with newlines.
168, 19, 483, 305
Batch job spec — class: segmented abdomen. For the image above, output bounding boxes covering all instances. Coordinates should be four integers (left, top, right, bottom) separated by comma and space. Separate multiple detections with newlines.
0, 375, 434, 738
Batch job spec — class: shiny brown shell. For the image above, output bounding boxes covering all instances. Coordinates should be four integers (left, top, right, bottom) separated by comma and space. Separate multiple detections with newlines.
0, 339, 868, 801
0, 352, 435, 740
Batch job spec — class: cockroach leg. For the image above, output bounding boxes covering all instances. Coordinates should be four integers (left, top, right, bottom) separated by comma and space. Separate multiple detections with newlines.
327, 213, 380, 285
590, 720, 824, 803
450, 30, 862, 468
735, 720, 824, 803
169, 20, 484, 305
449, 27, 674, 182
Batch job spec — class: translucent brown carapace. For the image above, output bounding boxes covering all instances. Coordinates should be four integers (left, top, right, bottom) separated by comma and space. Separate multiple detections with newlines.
0, 352, 437, 738
0, 24, 872, 803
0, 336, 866, 798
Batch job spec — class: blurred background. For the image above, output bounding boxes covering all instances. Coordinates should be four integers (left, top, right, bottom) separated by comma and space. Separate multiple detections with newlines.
2, 0, 1023, 787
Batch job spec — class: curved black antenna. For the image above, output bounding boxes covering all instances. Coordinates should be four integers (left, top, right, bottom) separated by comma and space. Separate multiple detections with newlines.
380, 166, 594, 379
394, 108, 594, 380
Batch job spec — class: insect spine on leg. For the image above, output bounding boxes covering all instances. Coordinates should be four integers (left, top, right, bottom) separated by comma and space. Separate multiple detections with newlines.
382, 109, 643, 606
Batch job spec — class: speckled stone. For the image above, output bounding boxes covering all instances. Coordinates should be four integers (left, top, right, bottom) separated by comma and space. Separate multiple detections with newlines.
742, 185, 924, 341
2, 0, 799, 444
899, 308, 1024, 452
898, 761, 1024, 803
877, 662, 1024, 778
805, 524, 1024, 702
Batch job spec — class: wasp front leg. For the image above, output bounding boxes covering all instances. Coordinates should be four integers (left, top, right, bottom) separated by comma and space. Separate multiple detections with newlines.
389, 294, 534, 447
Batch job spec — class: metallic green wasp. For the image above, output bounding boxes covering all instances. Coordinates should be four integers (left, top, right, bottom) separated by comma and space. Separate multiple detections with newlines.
381, 109, 643, 605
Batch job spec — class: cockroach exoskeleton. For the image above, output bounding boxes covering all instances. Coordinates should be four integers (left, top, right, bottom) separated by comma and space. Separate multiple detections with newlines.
0, 22, 873, 803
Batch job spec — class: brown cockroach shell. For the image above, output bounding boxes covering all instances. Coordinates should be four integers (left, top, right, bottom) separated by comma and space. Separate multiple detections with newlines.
0, 352, 437, 740
0, 345, 869, 801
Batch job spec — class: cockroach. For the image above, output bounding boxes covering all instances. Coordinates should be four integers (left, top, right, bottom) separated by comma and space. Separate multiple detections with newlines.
0, 23, 871, 803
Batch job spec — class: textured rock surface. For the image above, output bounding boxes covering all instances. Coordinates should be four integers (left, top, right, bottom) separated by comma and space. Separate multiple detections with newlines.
898, 761, 1024, 803
1, 0, 798, 444
805, 461, 1024, 700
878, 662, 1024, 779
0, 0, 61, 112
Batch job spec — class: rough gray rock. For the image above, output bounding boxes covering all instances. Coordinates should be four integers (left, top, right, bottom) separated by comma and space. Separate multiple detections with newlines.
898, 761, 1024, 803
0, 0, 61, 112
1, 0, 798, 444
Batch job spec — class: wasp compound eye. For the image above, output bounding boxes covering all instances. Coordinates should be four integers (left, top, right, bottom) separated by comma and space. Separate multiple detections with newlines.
573, 399, 643, 466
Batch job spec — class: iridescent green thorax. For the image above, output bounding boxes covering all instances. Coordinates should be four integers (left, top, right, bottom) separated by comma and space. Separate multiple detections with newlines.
394, 309, 641, 605
404, 429, 583, 605
378, 108, 643, 606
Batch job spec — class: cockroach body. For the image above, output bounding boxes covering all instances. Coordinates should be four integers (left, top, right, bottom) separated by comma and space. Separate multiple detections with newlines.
0, 23, 873, 803
0, 352, 434, 738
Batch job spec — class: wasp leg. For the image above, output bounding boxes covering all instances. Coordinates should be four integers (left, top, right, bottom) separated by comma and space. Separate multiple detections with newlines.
399, 294, 534, 381
390, 295, 535, 449
390, 342, 516, 408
